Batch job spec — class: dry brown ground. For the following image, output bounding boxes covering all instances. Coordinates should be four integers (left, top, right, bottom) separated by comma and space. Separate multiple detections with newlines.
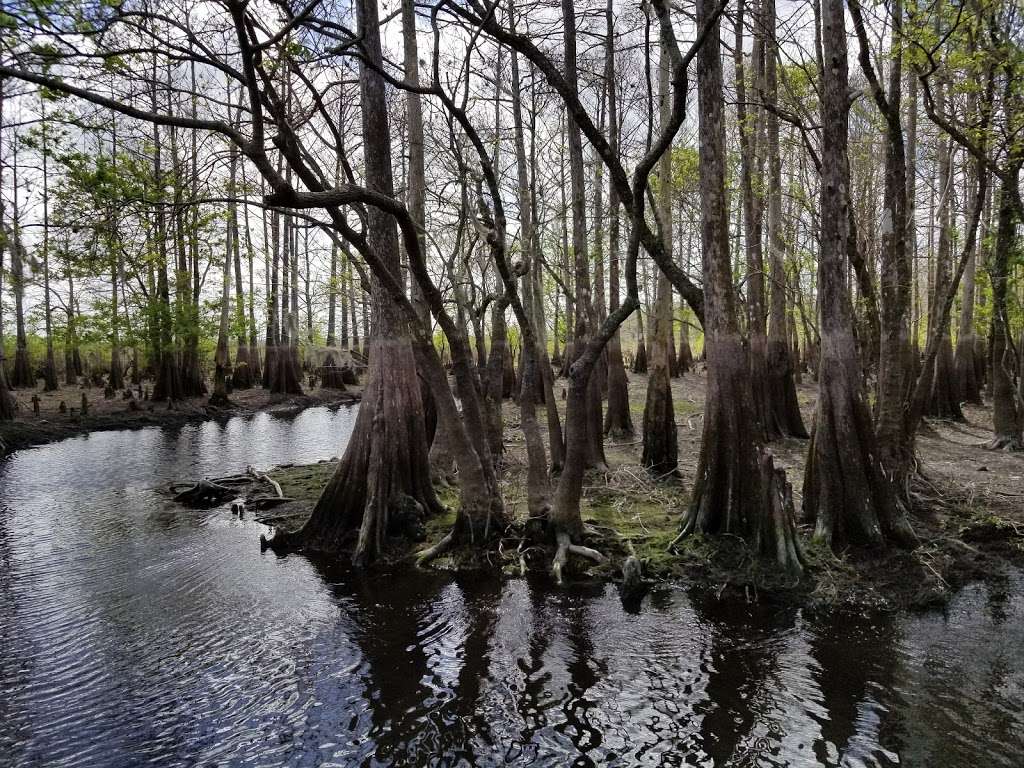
518, 365, 1021, 520
642, 367, 1023, 521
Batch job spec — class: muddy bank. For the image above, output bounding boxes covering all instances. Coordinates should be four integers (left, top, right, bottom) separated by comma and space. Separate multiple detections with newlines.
174, 450, 1022, 614
0, 384, 360, 455
150, 366, 1023, 611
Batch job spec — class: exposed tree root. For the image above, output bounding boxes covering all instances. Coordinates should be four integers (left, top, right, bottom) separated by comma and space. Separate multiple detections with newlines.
551, 530, 607, 585
985, 435, 1023, 452
416, 531, 454, 567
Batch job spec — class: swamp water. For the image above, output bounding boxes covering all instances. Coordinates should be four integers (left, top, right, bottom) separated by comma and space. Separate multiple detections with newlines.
1, 406, 1021, 766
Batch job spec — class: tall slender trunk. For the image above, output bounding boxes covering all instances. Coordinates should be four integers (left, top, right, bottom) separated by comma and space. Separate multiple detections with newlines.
0, 82, 13, 417
274, 0, 446, 565
107, 120, 124, 390
674, 0, 804, 574
9, 137, 32, 389
150, 61, 182, 402
849, 0, 915, 480
560, 0, 605, 473
603, 0, 634, 438
734, 0, 770, 439
763, 0, 807, 437
954, 159, 984, 405
987, 172, 1023, 449
40, 102, 59, 393
236, 164, 261, 383
211, 209, 233, 405
804, 0, 914, 550
641, 32, 678, 475
229, 94, 253, 390
922, 73, 962, 420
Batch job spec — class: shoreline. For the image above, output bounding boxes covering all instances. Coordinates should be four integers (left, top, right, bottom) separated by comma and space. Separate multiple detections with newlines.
0, 386, 361, 456
232, 456, 1024, 615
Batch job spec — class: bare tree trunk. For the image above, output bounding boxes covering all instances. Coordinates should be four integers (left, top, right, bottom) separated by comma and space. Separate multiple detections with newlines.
211, 213, 233, 406
674, 0, 802, 575
272, 0, 446, 564
923, 76, 962, 420
603, 0, 634, 439
849, 0, 916, 481
241, 175, 261, 384
8, 138, 32, 389
228, 94, 253, 390
641, 32, 678, 476
804, 0, 915, 550
561, 0, 606, 473
955, 161, 984, 405
262, 183, 280, 388
734, 0, 770, 439
150, 62, 183, 402
679, 0, 762, 539
40, 103, 59, 393
987, 173, 1023, 449
109, 254, 124, 390
763, 0, 807, 437
0, 81, 11, 418
632, 310, 648, 373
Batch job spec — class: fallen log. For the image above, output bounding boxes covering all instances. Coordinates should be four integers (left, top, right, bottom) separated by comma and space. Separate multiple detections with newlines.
246, 496, 295, 510
173, 479, 236, 508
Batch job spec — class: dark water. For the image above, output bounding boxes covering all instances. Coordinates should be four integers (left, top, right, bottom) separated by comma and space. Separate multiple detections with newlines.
1, 407, 1022, 767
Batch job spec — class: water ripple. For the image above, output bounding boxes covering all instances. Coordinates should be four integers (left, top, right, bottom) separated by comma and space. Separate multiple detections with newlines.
1, 407, 1023, 766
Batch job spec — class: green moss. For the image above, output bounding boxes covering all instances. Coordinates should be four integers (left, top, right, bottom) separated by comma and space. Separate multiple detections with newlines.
582, 491, 687, 576
275, 462, 334, 502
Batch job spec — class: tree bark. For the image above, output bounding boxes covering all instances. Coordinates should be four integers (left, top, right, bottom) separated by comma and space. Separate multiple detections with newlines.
733, 0, 770, 440
641, 32, 678, 476
986, 174, 1023, 449
603, 0, 634, 439
9, 142, 32, 389
762, 0, 807, 438
923, 78, 962, 420
270, 0, 446, 564
561, 0, 607, 473
954, 162, 983, 405
803, 0, 915, 550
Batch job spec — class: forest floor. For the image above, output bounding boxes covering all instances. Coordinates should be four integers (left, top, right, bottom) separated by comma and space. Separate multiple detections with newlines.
0, 379, 361, 455
249, 365, 1024, 612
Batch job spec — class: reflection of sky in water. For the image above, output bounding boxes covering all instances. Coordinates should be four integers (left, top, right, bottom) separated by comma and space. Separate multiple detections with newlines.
0, 405, 1022, 766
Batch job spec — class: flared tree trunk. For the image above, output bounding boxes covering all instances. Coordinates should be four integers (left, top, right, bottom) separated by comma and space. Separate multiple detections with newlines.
270, 0, 444, 564
675, 0, 802, 574
561, 0, 606, 473
632, 312, 649, 374
228, 120, 253, 391
242, 169, 262, 385
804, 0, 914, 551
641, 33, 677, 476
210, 218, 233, 406
149, 100, 183, 403
763, 0, 807, 438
